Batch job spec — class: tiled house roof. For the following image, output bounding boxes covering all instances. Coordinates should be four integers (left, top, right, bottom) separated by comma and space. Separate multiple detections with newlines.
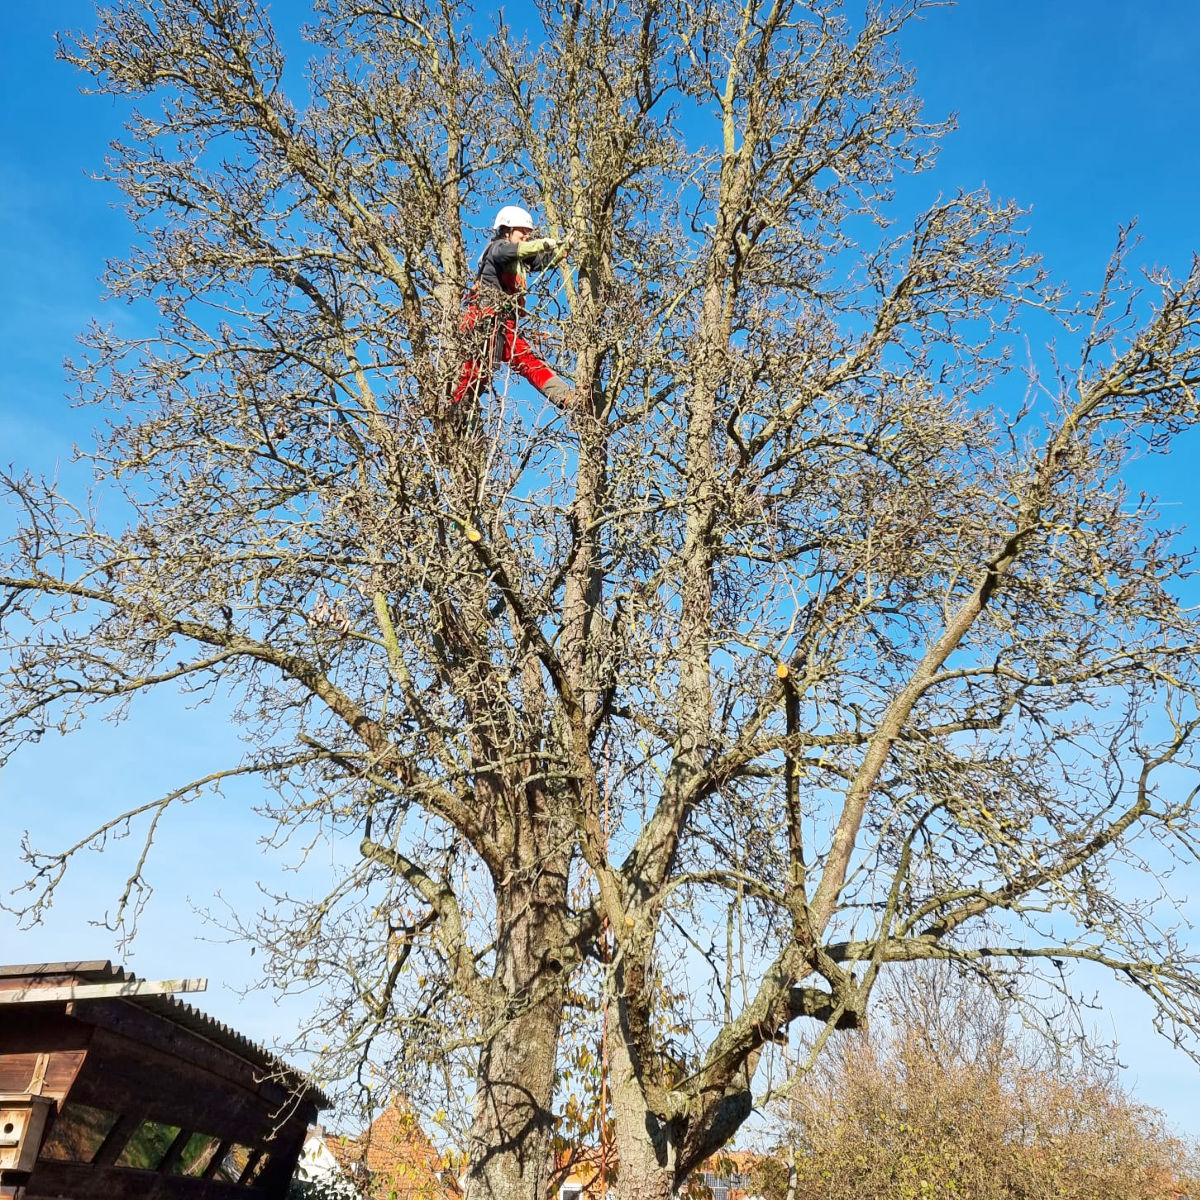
323, 1107, 459, 1200
553, 1145, 610, 1199
551, 1147, 760, 1200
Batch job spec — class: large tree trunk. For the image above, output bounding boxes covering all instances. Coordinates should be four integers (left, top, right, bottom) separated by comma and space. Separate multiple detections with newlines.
465, 994, 561, 1200
463, 843, 572, 1200
607, 1026, 677, 1200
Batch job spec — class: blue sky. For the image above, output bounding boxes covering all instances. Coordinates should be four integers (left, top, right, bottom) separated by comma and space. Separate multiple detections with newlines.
3, 0, 1200, 1138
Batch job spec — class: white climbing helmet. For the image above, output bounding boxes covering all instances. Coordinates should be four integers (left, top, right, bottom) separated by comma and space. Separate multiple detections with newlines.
493, 204, 535, 231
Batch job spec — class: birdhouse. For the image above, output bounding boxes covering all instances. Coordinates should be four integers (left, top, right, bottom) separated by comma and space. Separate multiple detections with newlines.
0, 1096, 54, 1175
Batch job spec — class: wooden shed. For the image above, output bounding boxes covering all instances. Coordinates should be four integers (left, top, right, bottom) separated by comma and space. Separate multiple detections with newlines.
0, 961, 325, 1200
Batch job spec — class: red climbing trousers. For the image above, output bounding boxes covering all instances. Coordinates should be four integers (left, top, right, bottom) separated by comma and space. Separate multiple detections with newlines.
450, 299, 573, 408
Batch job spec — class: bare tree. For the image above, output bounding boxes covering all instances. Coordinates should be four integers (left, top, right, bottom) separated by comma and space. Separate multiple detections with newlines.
5, 3, 1200, 1200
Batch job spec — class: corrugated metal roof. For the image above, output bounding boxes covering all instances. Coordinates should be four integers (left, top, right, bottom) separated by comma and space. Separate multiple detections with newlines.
0, 960, 328, 1108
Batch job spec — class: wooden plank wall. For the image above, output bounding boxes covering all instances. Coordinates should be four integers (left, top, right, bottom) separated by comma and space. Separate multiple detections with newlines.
14, 1001, 315, 1200
2, 990, 316, 1200
0, 1008, 91, 1101
29, 1162, 253, 1200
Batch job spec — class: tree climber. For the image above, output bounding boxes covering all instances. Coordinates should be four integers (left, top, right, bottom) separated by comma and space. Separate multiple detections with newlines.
450, 205, 576, 410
